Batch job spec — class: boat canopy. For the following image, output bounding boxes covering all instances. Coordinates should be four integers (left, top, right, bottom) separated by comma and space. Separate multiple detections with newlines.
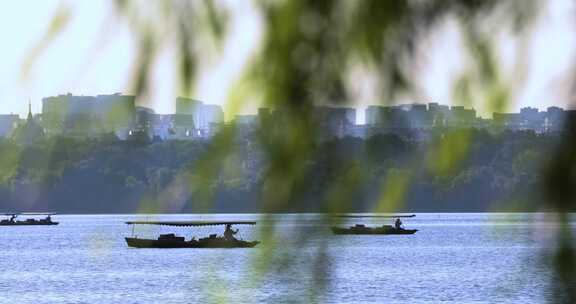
125, 221, 257, 227
335, 214, 415, 218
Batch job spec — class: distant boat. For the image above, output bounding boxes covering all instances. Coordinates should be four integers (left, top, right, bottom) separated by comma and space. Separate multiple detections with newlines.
331, 214, 417, 235
125, 220, 260, 248
0, 213, 59, 226
331, 224, 418, 235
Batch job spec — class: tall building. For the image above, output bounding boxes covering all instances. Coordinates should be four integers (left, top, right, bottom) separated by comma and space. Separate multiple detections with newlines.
519, 107, 545, 131
365, 105, 410, 128
364, 103, 482, 140
407, 104, 429, 128
200, 104, 225, 129
96, 94, 136, 131
42, 93, 135, 137
174, 97, 224, 138
545, 106, 565, 132
314, 106, 356, 138
448, 106, 476, 127
133, 106, 155, 138
365, 106, 383, 126
427, 103, 450, 127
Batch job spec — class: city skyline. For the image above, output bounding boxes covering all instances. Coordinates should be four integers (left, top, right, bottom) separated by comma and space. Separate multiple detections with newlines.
6, 92, 574, 124
1, 92, 571, 142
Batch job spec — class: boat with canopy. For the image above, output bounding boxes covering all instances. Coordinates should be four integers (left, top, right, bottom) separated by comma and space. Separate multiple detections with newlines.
125, 220, 260, 248
331, 214, 418, 235
0, 213, 58, 226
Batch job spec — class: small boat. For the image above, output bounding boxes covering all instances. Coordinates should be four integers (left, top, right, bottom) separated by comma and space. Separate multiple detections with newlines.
331, 214, 417, 235
125, 220, 260, 248
0, 213, 59, 226
331, 224, 417, 235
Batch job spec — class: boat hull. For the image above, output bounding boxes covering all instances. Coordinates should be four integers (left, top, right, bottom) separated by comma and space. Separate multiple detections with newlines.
0, 222, 59, 226
331, 226, 417, 235
125, 237, 260, 248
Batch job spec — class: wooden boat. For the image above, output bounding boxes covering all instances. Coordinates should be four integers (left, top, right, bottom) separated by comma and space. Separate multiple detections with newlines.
125, 220, 260, 248
0, 213, 59, 226
331, 214, 417, 235
331, 224, 417, 235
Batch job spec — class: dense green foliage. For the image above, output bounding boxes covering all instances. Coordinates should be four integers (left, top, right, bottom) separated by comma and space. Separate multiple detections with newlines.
0, 129, 556, 213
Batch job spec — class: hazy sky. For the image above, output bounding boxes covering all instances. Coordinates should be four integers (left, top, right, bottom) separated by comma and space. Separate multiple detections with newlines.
1, 0, 575, 121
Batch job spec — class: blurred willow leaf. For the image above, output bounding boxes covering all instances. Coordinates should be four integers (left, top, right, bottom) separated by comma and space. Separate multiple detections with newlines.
20, 0, 551, 302
0, 143, 21, 184
20, 4, 71, 81
375, 168, 412, 213
427, 129, 471, 178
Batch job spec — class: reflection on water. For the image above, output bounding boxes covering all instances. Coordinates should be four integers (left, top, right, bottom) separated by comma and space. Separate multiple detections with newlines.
0, 213, 561, 303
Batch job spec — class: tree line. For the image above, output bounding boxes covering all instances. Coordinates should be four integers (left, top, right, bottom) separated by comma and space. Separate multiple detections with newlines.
0, 128, 556, 213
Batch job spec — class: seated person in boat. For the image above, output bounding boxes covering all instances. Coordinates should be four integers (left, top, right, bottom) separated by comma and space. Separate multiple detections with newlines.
224, 224, 239, 241
394, 218, 403, 229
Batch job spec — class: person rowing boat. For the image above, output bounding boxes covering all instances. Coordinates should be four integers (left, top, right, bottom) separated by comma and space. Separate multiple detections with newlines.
394, 218, 402, 229
224, 224, 239, 241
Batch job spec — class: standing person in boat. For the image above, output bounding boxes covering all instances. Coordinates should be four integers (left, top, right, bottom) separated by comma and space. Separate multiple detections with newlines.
224, 224, 239, 241
394, 218, 403, 230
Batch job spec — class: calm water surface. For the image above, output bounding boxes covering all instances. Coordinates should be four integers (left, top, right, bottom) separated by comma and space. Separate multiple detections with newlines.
0, 213, 561, 303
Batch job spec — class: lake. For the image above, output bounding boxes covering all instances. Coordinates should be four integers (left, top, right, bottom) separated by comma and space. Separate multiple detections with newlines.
0, 213, 561, 303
